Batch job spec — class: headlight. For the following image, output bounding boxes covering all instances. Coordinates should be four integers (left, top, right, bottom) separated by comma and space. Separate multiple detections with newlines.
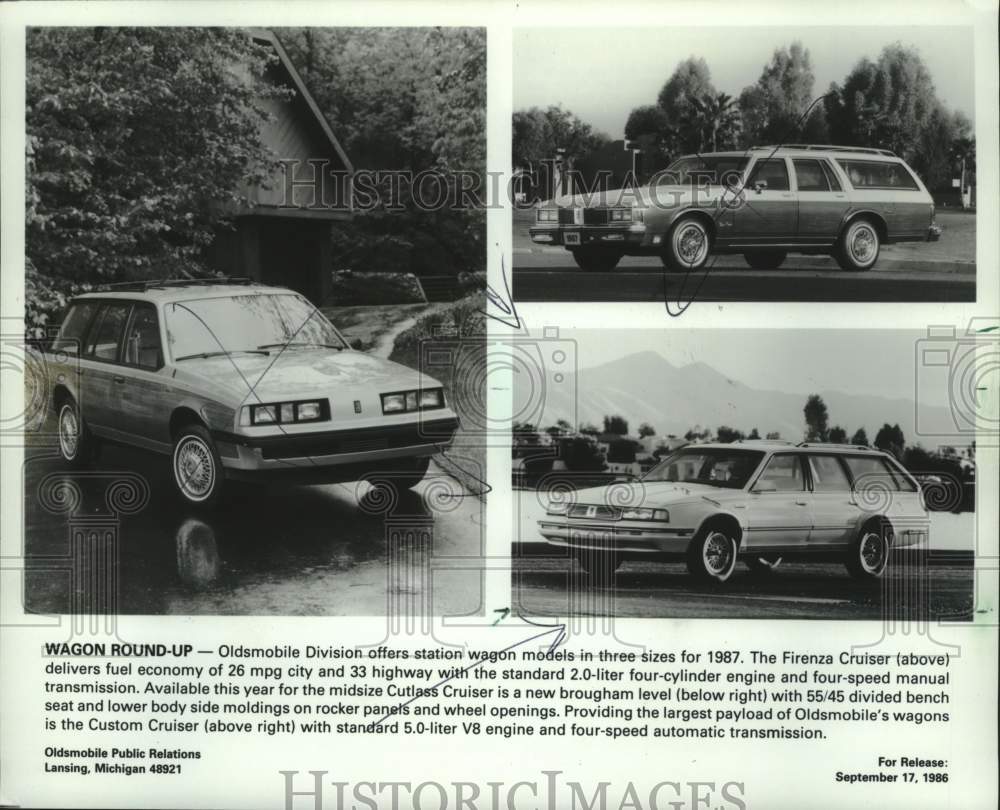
537, 208, 557, 223
620, 507, 670, 522
546, 502, 571, 516
239, 399, 329, 426
381, 388, 445, 415
610, 208, 632, 222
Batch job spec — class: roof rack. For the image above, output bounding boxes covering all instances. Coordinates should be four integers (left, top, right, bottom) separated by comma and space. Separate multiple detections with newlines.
94, 277, 260, 293
759, 144, 897, 158
736, 439, 794, 445
796, 442, 877, 451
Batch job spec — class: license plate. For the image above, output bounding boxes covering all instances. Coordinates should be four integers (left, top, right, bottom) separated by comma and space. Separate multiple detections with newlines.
564, 231, 581, 246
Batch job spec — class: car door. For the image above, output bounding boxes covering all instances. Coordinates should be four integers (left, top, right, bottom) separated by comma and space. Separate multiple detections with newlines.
804, 454, 860, 548
792, 158, 852, 244
80, 301, 133, 434
744, 452, 811, 551
730, 157, 797, 242
117, 303, 172, 452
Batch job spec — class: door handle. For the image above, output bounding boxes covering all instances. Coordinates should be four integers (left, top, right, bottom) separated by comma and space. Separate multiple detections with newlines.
113, 375, 125, 384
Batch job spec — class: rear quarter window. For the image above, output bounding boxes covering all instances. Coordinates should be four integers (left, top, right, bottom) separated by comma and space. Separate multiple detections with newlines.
52, 302, 99, 354
836, 159, 919, 190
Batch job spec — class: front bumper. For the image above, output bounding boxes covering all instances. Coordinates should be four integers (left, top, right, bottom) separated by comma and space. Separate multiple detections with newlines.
537, 519, 693, 554
529, 224, 647, 249
926, 224, 942, 242
213, 416, 459, 480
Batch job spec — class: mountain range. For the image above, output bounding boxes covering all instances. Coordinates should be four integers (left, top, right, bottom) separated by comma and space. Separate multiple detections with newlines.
524, 350, 951, 443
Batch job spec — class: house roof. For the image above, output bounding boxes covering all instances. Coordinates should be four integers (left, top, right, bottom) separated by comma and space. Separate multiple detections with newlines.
249, 29, 354, 175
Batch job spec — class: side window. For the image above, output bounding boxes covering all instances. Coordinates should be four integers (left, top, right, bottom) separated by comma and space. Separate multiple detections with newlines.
748, 159, 790, 191
755, 454, 805, 492
820, 160, 842, 191
792, 159, 830, 192
808, 455, 852, 492
843, 455, 904, 492
85, 303, 132, 363
836, 159, 919, 190
52, 302, 98, 355
122, 306, 163, 370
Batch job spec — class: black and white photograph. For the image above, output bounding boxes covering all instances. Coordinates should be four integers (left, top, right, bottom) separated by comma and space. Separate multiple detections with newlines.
512, 328, 980, 620
20, 26, 488, 616
511, 27, 977, 303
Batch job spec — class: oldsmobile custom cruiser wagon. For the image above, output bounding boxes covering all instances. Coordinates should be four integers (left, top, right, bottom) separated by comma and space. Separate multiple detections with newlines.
538, 441, 928, 583
529, 145, 941, 273
45, 280, 459, 507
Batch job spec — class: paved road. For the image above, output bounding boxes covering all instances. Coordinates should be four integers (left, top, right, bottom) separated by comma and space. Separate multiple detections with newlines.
512, 255, 975, 303
512, 555, 974, 621
21, 441, 484, 617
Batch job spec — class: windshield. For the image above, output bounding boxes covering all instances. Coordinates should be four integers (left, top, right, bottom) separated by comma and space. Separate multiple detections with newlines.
657, 155, 749, 187
165, 293, 348, 361
643, 447, 765, 489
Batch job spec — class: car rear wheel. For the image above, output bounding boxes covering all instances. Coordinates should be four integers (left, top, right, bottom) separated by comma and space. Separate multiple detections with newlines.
835, 218, 880, 271
571, 247, 622, 272
663, 216, 712, 272
743, 250, 787, 270
56, 398, 98, 469
687, 526, 738, 583
171, 424, 224, 508
845, 522, 891, 580
745, 554, 783, 574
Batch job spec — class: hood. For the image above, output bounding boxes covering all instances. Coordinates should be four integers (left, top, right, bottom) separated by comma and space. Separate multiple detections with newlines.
174, 349, 432, 404
548, 183, 726, 211
565, 480, 738, 509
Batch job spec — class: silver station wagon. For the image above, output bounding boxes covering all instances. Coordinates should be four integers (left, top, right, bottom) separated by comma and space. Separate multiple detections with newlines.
538, 441, 928, 583
45, 280, 459, 507
529, 145, 941, 273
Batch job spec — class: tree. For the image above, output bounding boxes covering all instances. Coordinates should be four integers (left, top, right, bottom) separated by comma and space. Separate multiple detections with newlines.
578, 422, 601, 436
26, 28, 285, 331
851, 427, 869, 446
716, 426, 746, 443
560, 436, 606, 472
766, 432, 781, 440
874, 423, 906, 458
828, 425, 848, 444
638, 423, 656, 438
607, 439, 637, 464
511, 105, 610, 171
656, 57, 717, 153
803, 395, 830, 442
739, 42, 826, 146
748, 428, 761, 440
603, 415, 629, 436
689, 92, 742, 152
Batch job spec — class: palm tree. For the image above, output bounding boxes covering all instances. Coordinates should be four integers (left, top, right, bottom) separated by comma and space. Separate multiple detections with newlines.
689, 92, 742, 151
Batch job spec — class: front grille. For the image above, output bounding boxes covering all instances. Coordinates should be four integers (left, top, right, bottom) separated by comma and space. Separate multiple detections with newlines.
568, 504, 621, 520
558, 208, 576, 225
583, 208, 610, 225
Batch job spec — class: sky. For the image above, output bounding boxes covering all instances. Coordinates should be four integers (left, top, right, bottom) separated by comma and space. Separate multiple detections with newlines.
556, 328, 949, 407
513, 26, 975, 139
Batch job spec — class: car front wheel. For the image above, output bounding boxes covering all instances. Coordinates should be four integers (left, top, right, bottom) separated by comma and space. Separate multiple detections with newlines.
571, 247, 622, 272
687, 526, 738, 582
845, 523, 890, 580
56, 398, 98, 469
835, 218, 880, 271
743, 250, 787, 270
171, 424, 224, 508
663, 216, 712, 272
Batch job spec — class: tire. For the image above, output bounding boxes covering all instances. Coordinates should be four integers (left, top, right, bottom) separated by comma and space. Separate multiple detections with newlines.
571, 247, 622, 273
743, 250, 787, 270
574, 549, 622, 585
745, 554, 783, 574
845, 522, 891, 580
835, 218, 880, 271
56, 397, 98, 469
686, 525, 739, 583
171, 423, 224, 508
390, 455, 432, 491
662, 216, 712, 272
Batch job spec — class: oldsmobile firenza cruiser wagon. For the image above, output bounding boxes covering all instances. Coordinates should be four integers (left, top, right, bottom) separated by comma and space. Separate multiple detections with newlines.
45, 280, 459, 507
529, 145, 941, 273
538, 441, 928, 583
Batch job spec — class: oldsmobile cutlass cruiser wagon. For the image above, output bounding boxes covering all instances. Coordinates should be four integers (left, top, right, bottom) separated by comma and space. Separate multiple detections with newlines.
529, 145, 941, 273
538, 441, 928, 583
46, 280, 459, 507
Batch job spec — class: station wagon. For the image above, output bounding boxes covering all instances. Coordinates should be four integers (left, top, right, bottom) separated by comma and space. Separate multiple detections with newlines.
538, 441, 929, 582
45, 280, 459, 507
529, 145, 941, 273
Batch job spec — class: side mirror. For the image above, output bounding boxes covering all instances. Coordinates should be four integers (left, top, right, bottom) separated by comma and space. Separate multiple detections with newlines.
753, 180, 768, 194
